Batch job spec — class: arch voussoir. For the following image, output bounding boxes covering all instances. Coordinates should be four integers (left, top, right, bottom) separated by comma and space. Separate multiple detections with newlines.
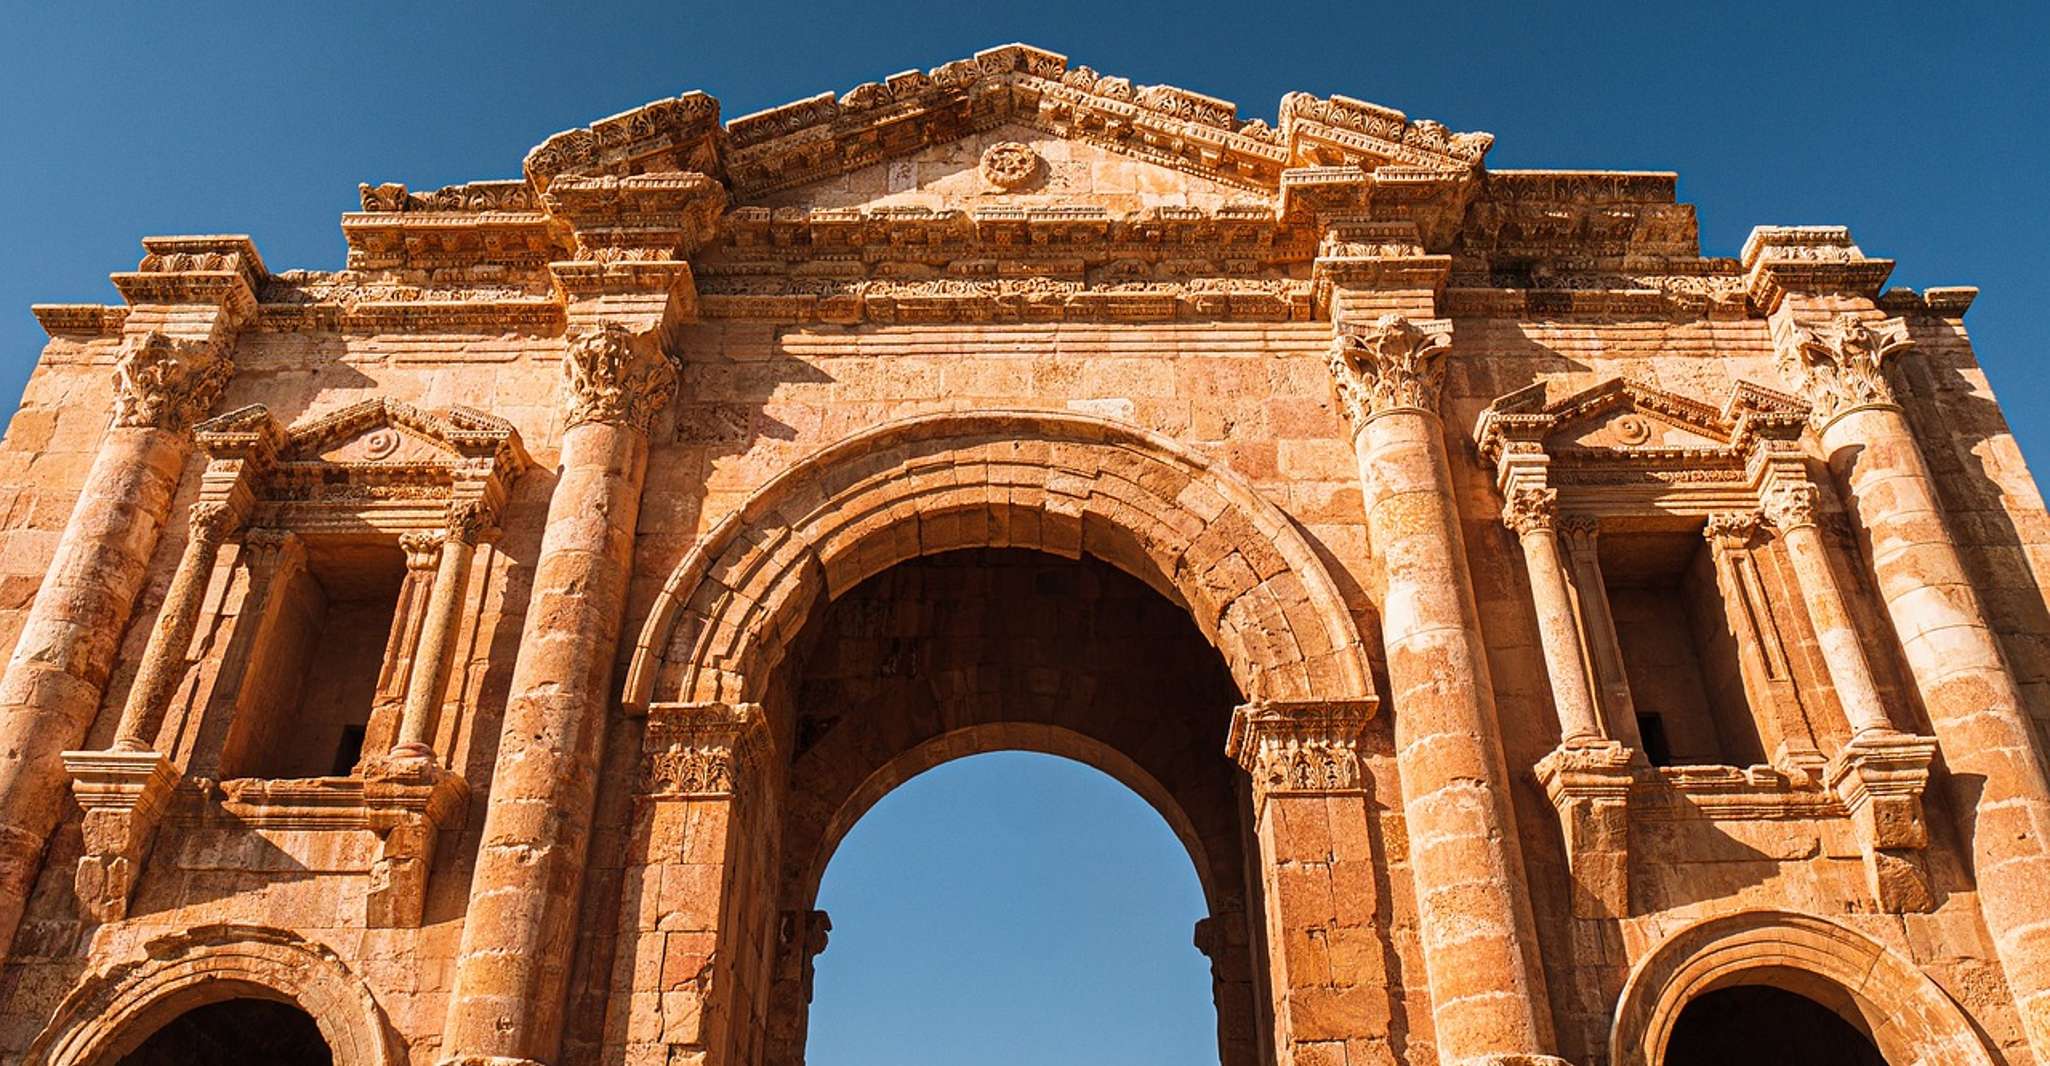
626, 411, 1377, 711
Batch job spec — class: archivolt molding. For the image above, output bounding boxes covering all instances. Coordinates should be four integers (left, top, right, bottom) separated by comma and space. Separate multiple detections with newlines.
624, 410, 1375, 711
25, 924, 401, 1066
1610, 910, 1997, 1066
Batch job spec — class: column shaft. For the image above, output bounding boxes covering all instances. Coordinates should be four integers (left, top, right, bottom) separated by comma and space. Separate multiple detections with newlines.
1359, 410, 1557, 1064
110, 500, 236, 751
0, 425, 187, 956
442, 419, 651, 1062
1763, 485, 1894, 735
1825, 403, 2050, 1045
394, 530, 477, 755
1505, 494, 1603, 744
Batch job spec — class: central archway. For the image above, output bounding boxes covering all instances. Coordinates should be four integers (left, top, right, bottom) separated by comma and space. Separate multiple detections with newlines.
763, 548, 1263, 1066
624, 409, 1376, 712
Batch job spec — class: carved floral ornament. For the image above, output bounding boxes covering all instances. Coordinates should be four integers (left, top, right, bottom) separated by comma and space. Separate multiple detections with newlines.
1226, 699, 1374, 796
1760, 481, 1822, 532
561, 322, 678, 431
1326, 314, 1453, 430
1502, 486, 1559, 537
111, 331, 232, 432
640, 702, 770, 798
1778, 313, 1914, 429
979, 141, 1042, 190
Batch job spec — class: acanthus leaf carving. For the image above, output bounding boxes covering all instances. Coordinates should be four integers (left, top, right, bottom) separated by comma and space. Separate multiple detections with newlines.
1761, 481, 1822, 533
1502, 487, 1559, 537
561, 322, 678, 432
1326, 314, 1452, 430
1226, 699, 1374, 797
640, 702, 770, 798
111, 331, 232, 432
1778, 313, 1914, 428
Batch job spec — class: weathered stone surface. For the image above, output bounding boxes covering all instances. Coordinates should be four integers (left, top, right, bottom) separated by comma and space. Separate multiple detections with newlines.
0, 43, 2042, 1066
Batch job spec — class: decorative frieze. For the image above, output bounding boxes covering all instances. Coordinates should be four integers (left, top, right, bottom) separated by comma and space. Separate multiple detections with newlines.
1225, 699, 1374, 797
640, 702, 772, 799
1326, 313, 1452, 430
562, 323, 678, 432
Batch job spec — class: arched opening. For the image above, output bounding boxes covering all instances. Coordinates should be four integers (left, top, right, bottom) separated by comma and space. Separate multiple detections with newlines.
764, 548, 1262, 1066
1663, 984, 1884, 1066
115, 998, 332, 1065
807, 751, 1217, 1066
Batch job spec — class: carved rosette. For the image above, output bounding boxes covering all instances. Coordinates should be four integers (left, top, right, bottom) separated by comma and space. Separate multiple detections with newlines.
1760, 481, 1822, 533
1502, 487, 1558, 537
1226, 699, 1374, 797
1777, 313, 1914, 428
111, 331, 232, 432
979, 141, 1042, 190
1326, 314, 1452, 431
562, 322, 678, 432
641, 701, 770, 798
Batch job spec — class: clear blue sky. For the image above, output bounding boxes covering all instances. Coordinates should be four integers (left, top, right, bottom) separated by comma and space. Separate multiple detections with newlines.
4, 3, 2047, 1062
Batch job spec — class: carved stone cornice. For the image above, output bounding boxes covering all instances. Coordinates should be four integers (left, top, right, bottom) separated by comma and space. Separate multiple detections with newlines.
1773, 312, 1914, 430
1226, 699, 1376, 797
1741, 226, 1894, 312
110, 331, 232, 432
640, 702, 772, 799
561, 322, 679, 432
109, 235, 265, 314
1326, 313, 1452, 431
1760, 481, 1822, 533
1502, 487, 1558, 537
542, 171, 727, 261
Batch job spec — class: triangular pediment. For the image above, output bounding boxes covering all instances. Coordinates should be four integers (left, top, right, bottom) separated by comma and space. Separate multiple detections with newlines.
282, 398, 523, 468
1542, 379, 1734, 452
750, 123, 1273, 215
520, 43, 1490, 206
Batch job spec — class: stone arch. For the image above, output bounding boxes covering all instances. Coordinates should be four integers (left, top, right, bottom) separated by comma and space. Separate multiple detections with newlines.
625, 410, 1374, 710
801, 724, 1217, 908
26, 924, 401, 1066
1610, 910, 1997, 1066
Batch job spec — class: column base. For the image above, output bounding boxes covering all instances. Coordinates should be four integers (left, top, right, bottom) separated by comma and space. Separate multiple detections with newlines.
361, 756, 468, 928
1536, 739, 1636, 920
61, 748, 180, 923
1827, 730, 1939, 914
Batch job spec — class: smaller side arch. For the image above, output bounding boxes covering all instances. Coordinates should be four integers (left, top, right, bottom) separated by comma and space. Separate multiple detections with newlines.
1611, 910, 1997, 1066
27, 924, 401, 1066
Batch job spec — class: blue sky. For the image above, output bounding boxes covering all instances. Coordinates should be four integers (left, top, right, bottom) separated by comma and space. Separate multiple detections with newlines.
3, 3, 2046, 1062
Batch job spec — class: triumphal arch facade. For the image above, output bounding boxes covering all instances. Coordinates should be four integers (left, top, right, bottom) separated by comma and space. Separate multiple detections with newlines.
0, 42, 2047, 1066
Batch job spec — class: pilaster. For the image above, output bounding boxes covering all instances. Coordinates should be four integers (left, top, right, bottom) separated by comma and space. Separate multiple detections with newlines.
1227, 698, 1394, 1066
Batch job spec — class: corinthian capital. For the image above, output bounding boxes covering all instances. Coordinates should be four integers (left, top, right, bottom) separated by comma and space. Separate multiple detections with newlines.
1502, 487, 1558, 537
1327, 314, 1452, 430
1226, 699, 1374, 796
1760, 481, 1821, 532
1776, 313, 1913, 428
111, 331, 231, 432
561, 322, 678, 432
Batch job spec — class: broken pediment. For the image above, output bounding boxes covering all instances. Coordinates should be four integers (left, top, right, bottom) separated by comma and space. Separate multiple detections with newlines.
1475, 377, 1810, 466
